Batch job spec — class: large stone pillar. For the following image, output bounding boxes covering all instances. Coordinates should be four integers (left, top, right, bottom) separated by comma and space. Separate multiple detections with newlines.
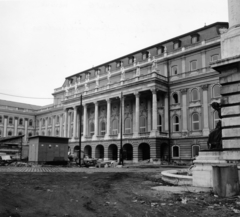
201, 84, 210, 136
64, 109, 68, 137
134, 92, 140, 137
106, 99, 111, 138
122, 96, 125, 134
150, 88, 159, 137
73, 106, 77, 138
93, 102, 99, 139
181, 56, 186, 77
3, 115, 7, 137
68, 111, 71, 138
39, 119, 42, 135
164, 94, 169, 132
180, 88, 188, 136
52, 115, 55, 136
83, 104, 87, 138
60, 114, 63, 137
147, 99, 151, 131
14, 117, 18, 136
24, 118, 28, 141
45, 117, 48, 136
201, 50, 206, 72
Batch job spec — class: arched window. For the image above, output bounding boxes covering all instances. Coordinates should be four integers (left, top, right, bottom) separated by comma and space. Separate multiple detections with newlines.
112, 119, 118, 135
173, 115, 180, 132
100, 121, 106, 136
8, 131, 12, 136
191, 89, 198, 101
125, 117, 131, 134
172, 93, 178, 104
0, 116, 2, 124
158, 114, 162, 132
172, 146, 180, 158
192, 113, 200, 131
9, 117, 13, 125
139, 116, 146, 133
192, 145, 200, 158
19, 118, 23, 125
90, 122, 94, 136
213, 111, 220, 129
171, 66, 178, 75
29, 119, 33, 126
213, 85, 220, 98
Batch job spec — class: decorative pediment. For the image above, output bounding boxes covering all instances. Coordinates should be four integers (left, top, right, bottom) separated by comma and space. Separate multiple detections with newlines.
189, 106, 202, 114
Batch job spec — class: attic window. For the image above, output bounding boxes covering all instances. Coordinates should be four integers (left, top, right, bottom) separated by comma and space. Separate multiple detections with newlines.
116, 61, 122, 68
173, 40, 181, 50
191, 34, 199, 44
128, 56, 135, 64
157, 46, 164, 55
142, 51, 150, 60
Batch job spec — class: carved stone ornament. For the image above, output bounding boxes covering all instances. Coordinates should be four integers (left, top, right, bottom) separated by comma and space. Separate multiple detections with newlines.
201, 84, 209, 90
111, 104, 119, 116
151, 56, 157, 72
99, 106, 106, 117
180, 88, 188, 94
125, 102, 132, 114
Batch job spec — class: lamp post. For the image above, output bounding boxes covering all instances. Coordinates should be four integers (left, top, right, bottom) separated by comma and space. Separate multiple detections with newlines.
78, 95, 82, 167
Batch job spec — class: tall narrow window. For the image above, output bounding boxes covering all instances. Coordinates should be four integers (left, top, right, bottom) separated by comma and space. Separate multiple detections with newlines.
171, 66, 178, 75
213, 111, 220, 129
139, 116, 146, 133
172, 146, 180, 157
19, 118, 23, 125
125, 117, 131, 134
101, 121, 106, 136
192, 89, 198, 101
192, 145, 200, 158
112, 119, 118, 135
213, 85, 220, 98
172, 93, 179, 104
192, 113, 200, 130
29, 119, 33, 126
173, 116, 180, 132
9, 117, 13, 125
158, 115, 162, 132
90, 123, 94, 136
190, 60, 197, 71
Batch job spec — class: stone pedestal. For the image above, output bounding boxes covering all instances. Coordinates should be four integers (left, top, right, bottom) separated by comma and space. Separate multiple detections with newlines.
192, 151, 227, 187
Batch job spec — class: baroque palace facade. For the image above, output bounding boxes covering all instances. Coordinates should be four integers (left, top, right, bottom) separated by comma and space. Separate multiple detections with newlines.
0, 22, 229, 164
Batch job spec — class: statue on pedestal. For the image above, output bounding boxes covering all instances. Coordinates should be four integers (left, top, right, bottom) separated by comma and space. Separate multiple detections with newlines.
207, 102, 222, 150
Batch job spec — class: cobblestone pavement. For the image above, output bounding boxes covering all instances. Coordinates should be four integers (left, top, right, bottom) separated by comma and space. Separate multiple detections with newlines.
0, 166, 173, 173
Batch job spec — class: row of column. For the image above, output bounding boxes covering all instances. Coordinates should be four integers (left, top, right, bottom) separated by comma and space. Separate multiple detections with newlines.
2, 116, 29, 141
63, 89, 169, 140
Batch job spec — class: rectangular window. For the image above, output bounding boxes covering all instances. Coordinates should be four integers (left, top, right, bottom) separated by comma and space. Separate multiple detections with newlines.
171, 66, 178, 75
190, 60, 197, 71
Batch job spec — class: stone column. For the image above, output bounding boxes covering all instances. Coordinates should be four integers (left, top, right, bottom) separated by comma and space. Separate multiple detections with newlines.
68, 111, 71, 138
122, 96, 125, 134
163, 62, 168, 77
201, 84, 210, 136
134, 92, 140, 137
147, 99, 151, 132
3, 115, 8, 137
201, 50, 206, 72
64, 109, 68, 137
39, 119, 42, 135
180, 88, 188, 136
73, 106, 78, 138
24, 118, 28, 141
52, 116, 55, 136
106, 99, 111, 138
45, 117, 48, 136
83, 104, 87, 138
60, 114, 63, 137
150, 89, 159, 137
164, 94, 169, 132
14, 117, 18, 136
93, 102, 99, 139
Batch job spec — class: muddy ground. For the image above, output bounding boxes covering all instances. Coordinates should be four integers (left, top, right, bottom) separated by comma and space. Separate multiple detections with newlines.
0, 170, 240, 217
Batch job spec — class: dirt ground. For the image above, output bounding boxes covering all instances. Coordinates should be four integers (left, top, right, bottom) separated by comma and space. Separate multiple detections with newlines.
1, 169, 240, 217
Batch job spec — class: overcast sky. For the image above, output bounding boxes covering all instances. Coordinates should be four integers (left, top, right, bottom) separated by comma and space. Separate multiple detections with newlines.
0, 0, 228, 106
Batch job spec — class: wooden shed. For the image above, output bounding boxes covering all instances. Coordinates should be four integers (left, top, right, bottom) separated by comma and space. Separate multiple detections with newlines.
28, 136, 69, 163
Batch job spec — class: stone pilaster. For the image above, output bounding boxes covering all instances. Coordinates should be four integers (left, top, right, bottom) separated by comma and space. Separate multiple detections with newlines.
3, 115, 7, 137
14, 117, 18, 136
147, 99, 151, 132
64, 109, 68, 137
133, 92, 140, 137
93, 102, 99, 140
181, 56, 186, 77
201, 50, 206, 72
39, 119, 42, 135
180, 88, 188, 136
122, 96, 125, 135
60, 114, 63, 137
52, 115, 55, 136
106, 99, 111, 139
73, 106, 77, 138
68, 111, 71, 138
45, 117, 48, 136
83, 104, 87, 138
201, 84, 210, 136
24, 118, 28, 141
164, 94, 169, 132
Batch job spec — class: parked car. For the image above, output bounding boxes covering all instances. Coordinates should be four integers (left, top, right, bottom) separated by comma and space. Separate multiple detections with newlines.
0, 155, 14, 166
69, 151, 97, 167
